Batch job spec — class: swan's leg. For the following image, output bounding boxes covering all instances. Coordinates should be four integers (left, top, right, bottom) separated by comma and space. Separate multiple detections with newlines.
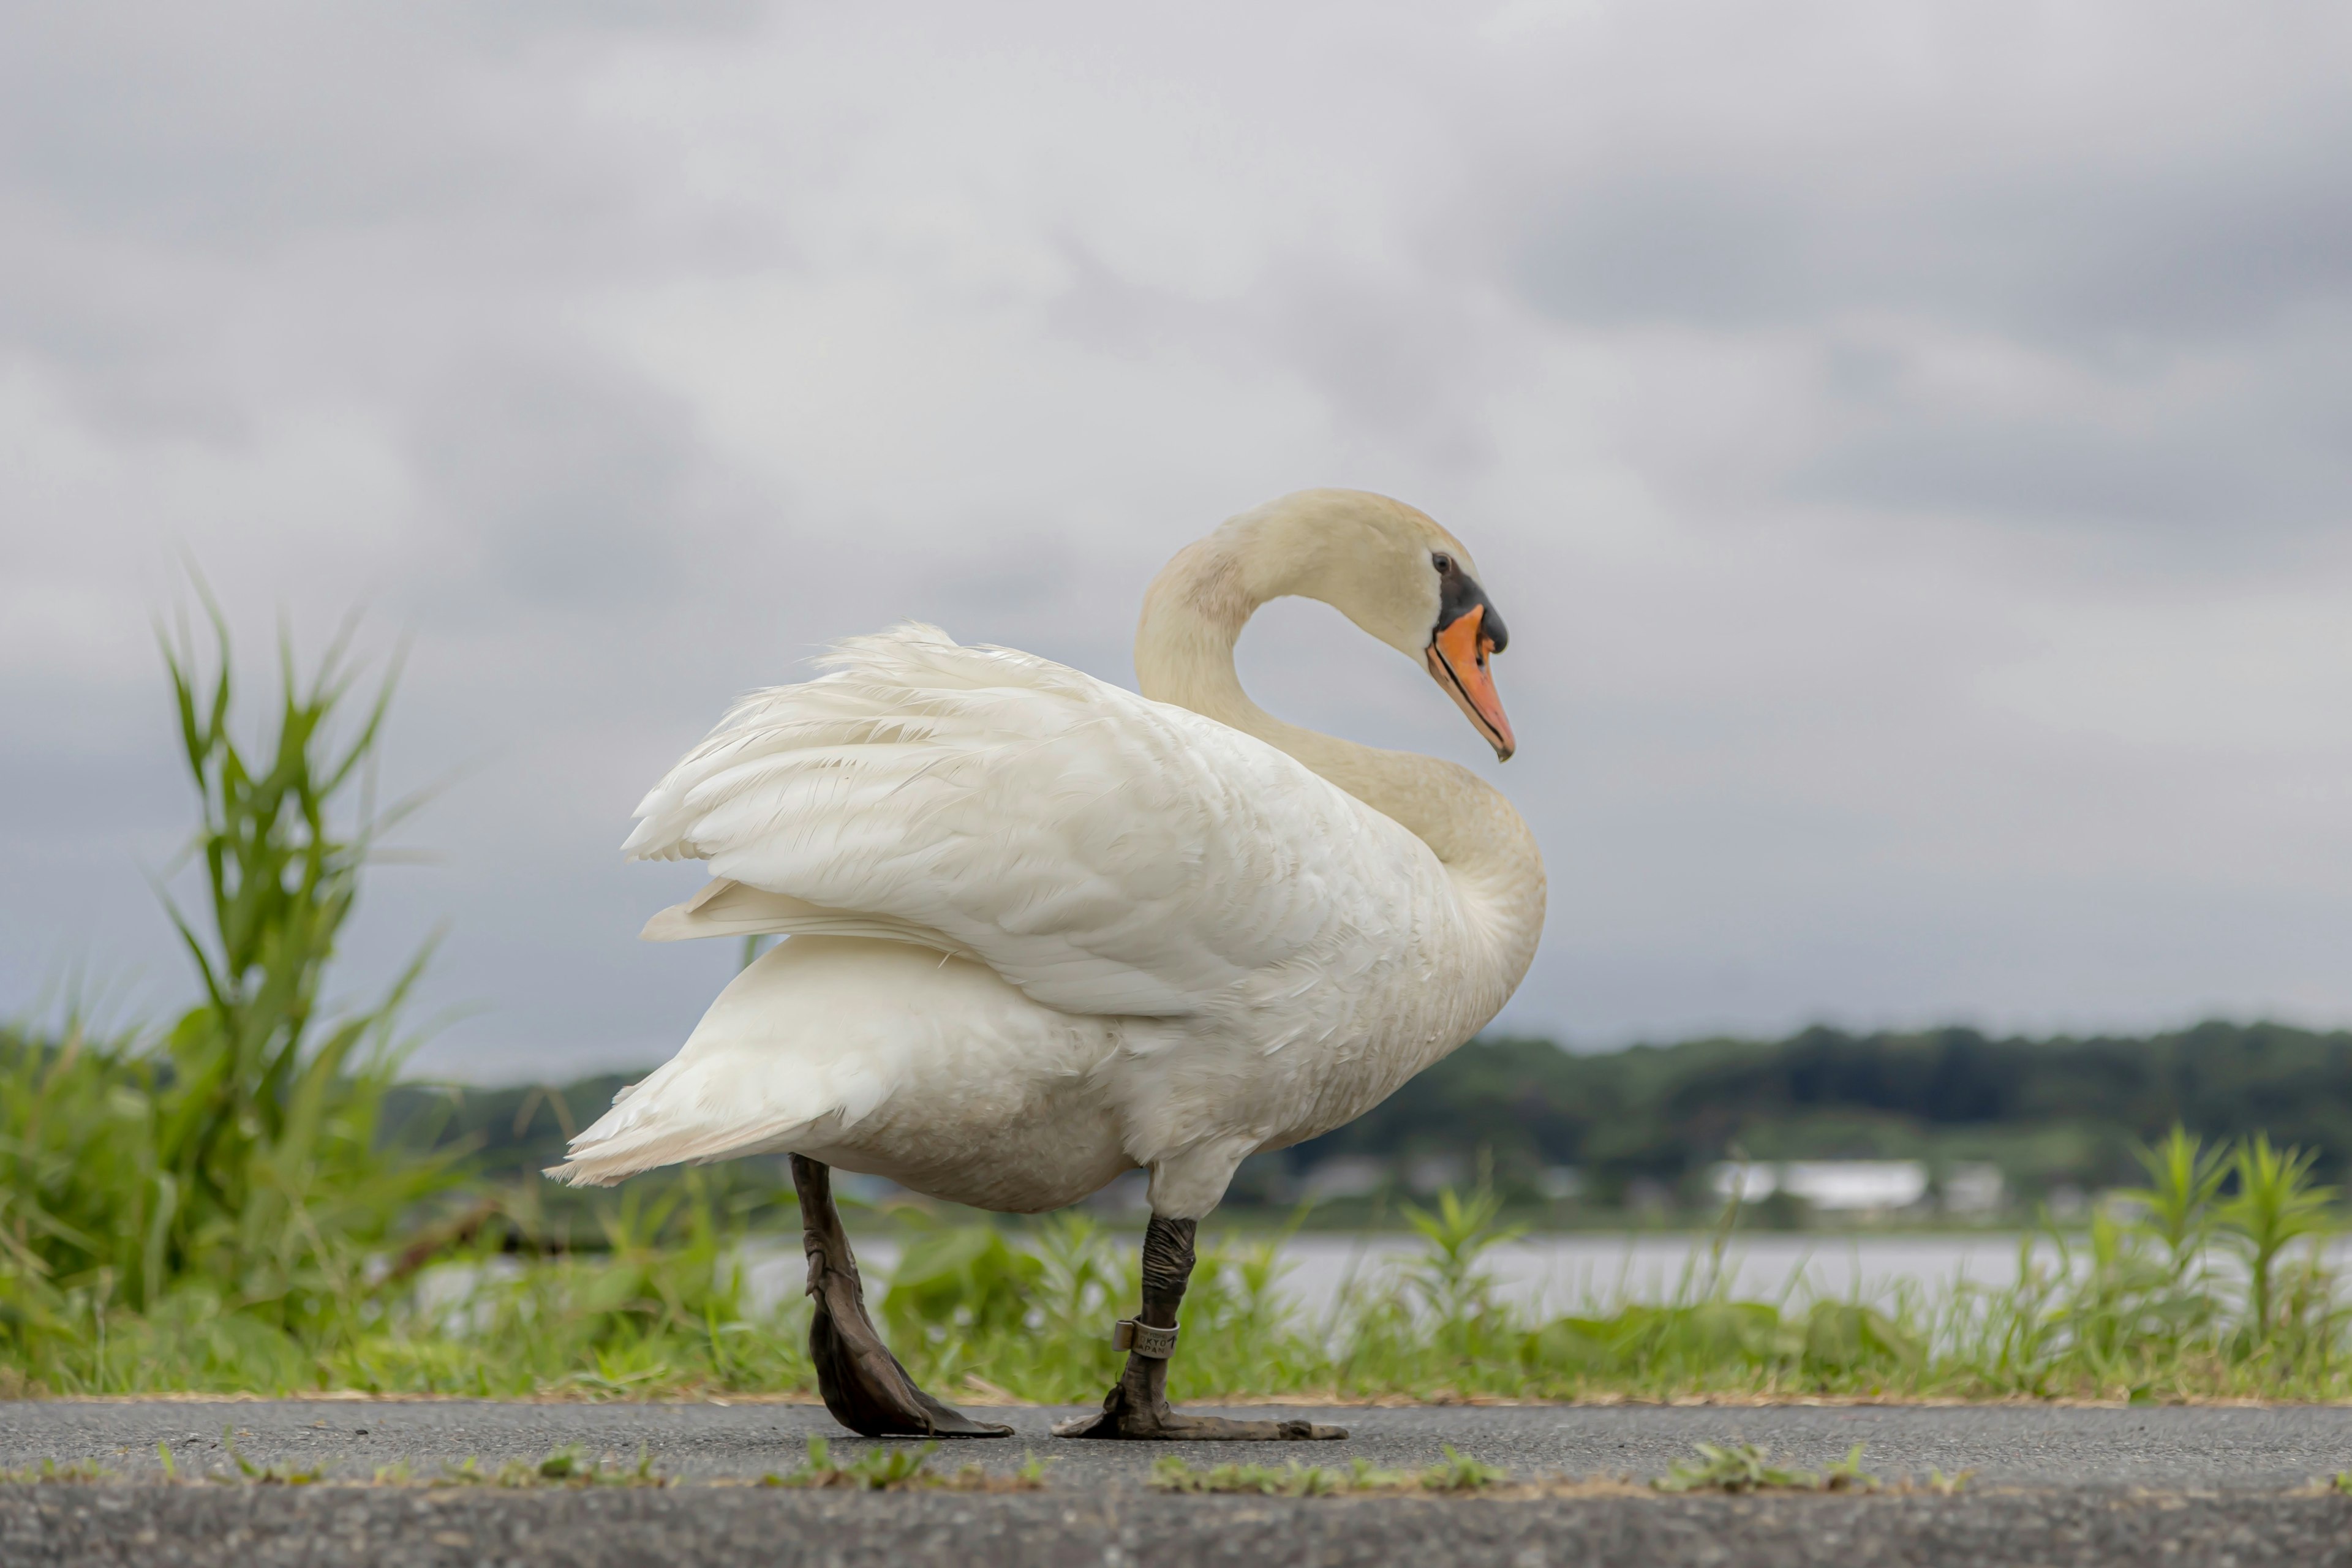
792, 1154, 1011, 1439
1052, 1215, 1348, 1441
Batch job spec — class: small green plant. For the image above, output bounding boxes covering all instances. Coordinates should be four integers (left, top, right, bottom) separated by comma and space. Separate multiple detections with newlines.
432, 1445, 664, 1488
1421, 1443, 1510, 1492
1818, 1444, 1878, 1492
2121, 1126, 2228, 1280
156, 1442, 176, 1480
1149, 1448, 1504, 1496
521, 1446, 592, 1483
1399, 1183, 1523, 1363
2219, 1135, 2337, 1346
216, 1427, 324, 1485
1925, 1468, 1974, 1496
0, 1459, 116, 1485
1652, 1442, 1874, 1495
763, 1437, 940, 1490
1150, 1457, 1347, 1496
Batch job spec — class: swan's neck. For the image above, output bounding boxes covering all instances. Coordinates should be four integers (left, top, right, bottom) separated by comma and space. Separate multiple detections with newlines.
1134, 533, 1547, 1009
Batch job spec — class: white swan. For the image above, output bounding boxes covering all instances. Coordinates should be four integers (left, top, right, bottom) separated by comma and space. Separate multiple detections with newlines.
551, 488, 1545, 1441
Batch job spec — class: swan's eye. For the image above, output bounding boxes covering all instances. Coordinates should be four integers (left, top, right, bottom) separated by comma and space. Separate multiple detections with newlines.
1431, 552, 1453, 575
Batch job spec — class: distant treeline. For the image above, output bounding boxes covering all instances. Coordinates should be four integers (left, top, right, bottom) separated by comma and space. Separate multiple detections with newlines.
1291, 1020, 2352, 1204
393, 1020, 2352, 1209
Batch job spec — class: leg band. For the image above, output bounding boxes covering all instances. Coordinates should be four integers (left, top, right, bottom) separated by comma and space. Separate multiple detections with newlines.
1112, 1319, 1180, 1359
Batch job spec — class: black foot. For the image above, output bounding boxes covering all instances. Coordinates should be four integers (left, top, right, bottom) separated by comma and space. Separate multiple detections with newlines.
1052, 1210, 1348, 1441
1052, 1401, 1346, 1441
794, 1156, 1011, 1439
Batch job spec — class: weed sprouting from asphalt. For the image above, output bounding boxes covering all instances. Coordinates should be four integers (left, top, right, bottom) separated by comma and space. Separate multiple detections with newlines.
431, 1444, 665, 1489
0, 1459, 117, 1485
1422, 1444, 1512, 1492
763, 1437, 940, 1491
216, 1427, 324, 1485
1817, 1444, 1879, 1492
1149, 1447, 1507, 1496
1652, 1442, 1878, 1495
1150, 1457, 1348, 1496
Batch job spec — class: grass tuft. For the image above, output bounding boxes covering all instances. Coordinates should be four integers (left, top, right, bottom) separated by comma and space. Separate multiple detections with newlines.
430, 1445, 665, 1489
215, 1427, 324, 1485
0, 1459, 117, 1485
1150, 1447, 1507, 1496
1651, 1442, 1877, 1495
763, 1437, 938, 1491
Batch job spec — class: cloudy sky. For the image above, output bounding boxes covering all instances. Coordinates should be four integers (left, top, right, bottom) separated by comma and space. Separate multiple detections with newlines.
5, 1, 2350, 1082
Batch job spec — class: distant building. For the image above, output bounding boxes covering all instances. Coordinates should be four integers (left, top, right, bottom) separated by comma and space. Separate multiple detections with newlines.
1940, 1163, 2005, 1215
1710, 1160, 1931, 1214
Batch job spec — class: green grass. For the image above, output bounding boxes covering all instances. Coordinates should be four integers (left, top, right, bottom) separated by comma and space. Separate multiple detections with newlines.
431, 1444, 665, 1489
760, 1437, 1051, 1492
1651, 1442, 1877, 1494
7, 599, 2352, 1410
1148, 1447, 1508, 1496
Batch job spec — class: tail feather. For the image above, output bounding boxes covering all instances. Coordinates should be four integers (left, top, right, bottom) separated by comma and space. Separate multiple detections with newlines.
542, 1019, 853, 1188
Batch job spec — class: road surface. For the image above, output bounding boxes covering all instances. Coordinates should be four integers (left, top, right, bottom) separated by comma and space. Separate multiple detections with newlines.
3, 1400, 2349, 1565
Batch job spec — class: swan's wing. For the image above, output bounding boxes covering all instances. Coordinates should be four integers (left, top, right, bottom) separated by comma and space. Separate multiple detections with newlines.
624, 623, 1422, 1028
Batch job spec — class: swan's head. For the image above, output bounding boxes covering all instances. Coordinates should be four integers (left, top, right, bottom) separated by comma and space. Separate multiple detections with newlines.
1227, 488, 1517, 761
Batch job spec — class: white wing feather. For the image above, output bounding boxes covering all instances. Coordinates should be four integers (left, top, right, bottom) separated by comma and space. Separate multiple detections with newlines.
623, 624, 1434, 1043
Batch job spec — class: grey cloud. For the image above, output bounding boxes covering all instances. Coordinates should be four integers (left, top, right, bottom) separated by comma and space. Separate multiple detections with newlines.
408, 348, 707, 609
1802, 401, 2352, 536
1510, 123, 2352, 347
9, 1, 2352, 1078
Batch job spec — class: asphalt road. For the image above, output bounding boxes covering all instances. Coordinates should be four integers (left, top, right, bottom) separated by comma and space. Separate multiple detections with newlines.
6, 1400, 2352, 1566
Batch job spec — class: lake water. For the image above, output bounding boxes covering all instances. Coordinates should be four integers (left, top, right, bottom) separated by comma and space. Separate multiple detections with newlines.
741, 1231, 2146, 1321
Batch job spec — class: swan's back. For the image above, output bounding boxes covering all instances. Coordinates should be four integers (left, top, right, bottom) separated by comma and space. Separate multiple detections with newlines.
624, 624, 1460, 1047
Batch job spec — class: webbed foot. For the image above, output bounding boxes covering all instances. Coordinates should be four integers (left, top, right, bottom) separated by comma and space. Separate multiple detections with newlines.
794, 1155, 1012, 1439
1052, 1389, 1346, 1441
1050, 1212, 1348, 1442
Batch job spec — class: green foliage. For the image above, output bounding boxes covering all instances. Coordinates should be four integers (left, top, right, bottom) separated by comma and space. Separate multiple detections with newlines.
0, 604, 467, 1390
883, 1224, 1045, 1342
2122, 1125, 2228, 1275
2220, 1135, 2337, 1345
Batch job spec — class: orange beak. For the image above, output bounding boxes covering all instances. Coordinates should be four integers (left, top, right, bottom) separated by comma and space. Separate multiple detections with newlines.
1427, 604, 1515, 761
